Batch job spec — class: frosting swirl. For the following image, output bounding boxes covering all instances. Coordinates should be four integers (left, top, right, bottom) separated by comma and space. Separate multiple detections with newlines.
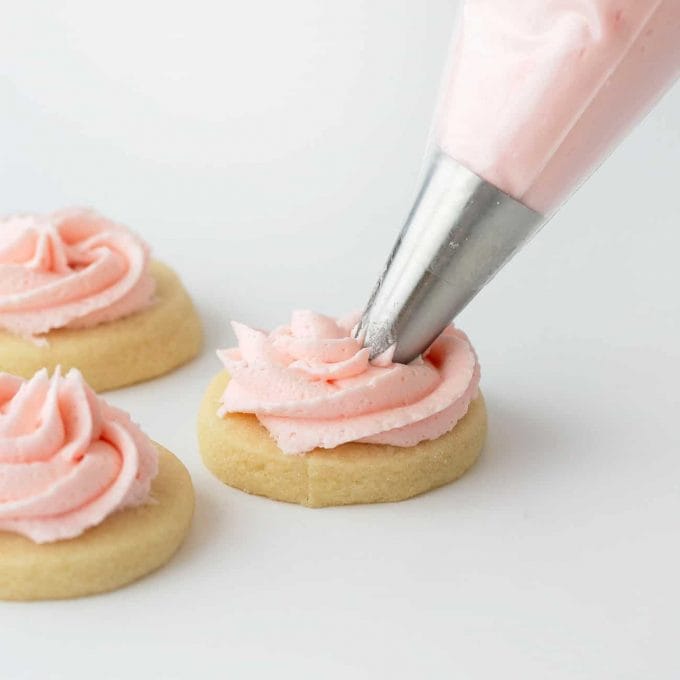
0, 368, 158, 543
0, 208, 155, 339
218, 310, 480, 454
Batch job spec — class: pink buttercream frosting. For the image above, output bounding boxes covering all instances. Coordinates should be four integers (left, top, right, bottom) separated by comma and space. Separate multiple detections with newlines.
0, 208, 155, 340
0, 368, 158, 543
438, 0, 680, 213
218, 310, 480, 454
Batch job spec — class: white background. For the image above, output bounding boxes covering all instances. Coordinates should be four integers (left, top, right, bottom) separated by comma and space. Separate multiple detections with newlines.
1, 1, 679, 678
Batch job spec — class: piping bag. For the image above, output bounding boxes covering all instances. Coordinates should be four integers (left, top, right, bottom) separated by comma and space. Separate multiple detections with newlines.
357, 0, 680, 363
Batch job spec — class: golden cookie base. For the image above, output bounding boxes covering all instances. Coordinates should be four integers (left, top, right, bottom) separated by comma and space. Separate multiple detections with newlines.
198, 371, 487, 507
0, 260, 203, 391
0, 446, 195, 601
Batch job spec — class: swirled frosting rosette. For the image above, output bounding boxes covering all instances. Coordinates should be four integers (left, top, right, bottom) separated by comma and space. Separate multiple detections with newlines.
0, 368, 158, 543
0, 209, 155, 340
218, 310, 480, 454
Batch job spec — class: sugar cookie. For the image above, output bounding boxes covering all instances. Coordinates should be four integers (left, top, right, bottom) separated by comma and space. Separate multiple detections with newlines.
0, 369, 194, 600
0, 210, 202, 391
198, 311, 486, 506
199, 371, 485, 506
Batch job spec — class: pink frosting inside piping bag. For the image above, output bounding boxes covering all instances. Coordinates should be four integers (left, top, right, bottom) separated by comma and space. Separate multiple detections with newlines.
0, 367, 158, 544
438, 0, 680, 214
0, 208, 155, 340
218, 310, 480, 455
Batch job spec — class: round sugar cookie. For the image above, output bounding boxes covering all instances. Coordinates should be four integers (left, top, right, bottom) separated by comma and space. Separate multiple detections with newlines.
0, 446, 195, 601
0, 261, 203, 392
198, 371, 487, 507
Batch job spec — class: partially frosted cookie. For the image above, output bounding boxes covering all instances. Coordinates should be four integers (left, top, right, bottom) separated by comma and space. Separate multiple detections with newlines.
0, 368, 194, 601
198, 311, 486, 507
0, 209, 203, 391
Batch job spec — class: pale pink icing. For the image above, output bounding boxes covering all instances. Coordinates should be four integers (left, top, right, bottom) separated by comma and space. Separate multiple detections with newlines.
218, 311, 480, 454
0, 368, 158, 543
0, 208, 155, 339
438, 0, 680, 213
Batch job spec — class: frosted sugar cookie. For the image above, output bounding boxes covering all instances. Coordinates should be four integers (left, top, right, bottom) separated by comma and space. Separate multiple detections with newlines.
0, 368, 194, 600
199, 311, 486, 507
0, 209, 202, 391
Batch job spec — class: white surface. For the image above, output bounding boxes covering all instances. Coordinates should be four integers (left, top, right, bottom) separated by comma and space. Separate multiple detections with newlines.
1, 1, 679, 678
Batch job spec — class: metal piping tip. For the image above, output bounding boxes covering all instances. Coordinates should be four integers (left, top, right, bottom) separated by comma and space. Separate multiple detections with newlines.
356, 152, 544, 364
